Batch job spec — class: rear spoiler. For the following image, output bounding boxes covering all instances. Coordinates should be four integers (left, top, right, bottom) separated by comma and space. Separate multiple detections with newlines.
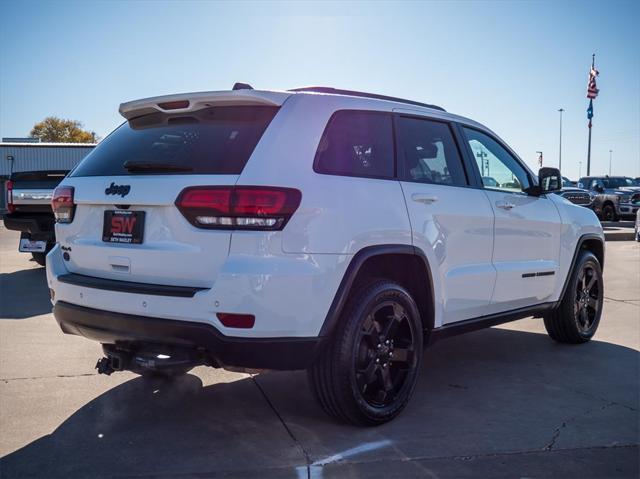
119, 90, 291, 120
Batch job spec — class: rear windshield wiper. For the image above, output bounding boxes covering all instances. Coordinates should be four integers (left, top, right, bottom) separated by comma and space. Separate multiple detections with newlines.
123, 161, 193, 173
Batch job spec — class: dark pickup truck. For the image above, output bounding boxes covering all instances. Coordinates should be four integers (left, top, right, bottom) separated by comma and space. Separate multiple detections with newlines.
578, 176, 640, 221
4, 170, 68, 266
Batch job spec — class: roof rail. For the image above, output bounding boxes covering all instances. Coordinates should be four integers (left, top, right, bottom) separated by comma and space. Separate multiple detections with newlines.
289, 86, 445, 112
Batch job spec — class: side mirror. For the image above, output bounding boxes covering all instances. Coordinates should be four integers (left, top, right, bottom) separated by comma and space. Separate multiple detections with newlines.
593, 183, 604, 193
529, 167, 562, 196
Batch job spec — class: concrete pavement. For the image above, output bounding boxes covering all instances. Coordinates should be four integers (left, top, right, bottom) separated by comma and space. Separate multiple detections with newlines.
0, 226, 638, 478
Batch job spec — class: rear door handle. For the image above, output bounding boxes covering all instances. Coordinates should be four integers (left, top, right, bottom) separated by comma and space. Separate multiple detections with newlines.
496, 200, 515, 210
412, 193, 439, 204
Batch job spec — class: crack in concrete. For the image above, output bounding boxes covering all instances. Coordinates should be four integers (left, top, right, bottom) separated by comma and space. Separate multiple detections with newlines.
311, 443, 640, 471
562, 385, 638, 412
604, 296, 640, 306
543, 402, 619, 451
117, 443, 640, 478
1, 372, 97, 382
250, 376, 311, 479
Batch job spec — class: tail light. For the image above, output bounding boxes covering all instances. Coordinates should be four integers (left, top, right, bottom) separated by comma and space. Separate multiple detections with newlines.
5, 180, 14, 213
52, 186, 75, 223
176, 186, 301, 230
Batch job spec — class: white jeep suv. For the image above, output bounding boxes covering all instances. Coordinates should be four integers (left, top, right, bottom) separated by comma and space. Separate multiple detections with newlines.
47, 85, 605, 425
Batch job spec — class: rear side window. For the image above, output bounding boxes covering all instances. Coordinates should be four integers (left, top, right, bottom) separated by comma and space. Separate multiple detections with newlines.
396, 116, 467, 186
314, 110, 394, 179
71, 106, 279, 177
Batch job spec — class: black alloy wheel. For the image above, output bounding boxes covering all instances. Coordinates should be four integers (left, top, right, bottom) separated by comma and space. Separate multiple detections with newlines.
354, 301, 417, 408
574, 263, 601, 334
308, 280, 423, 426
544, 250, 603, 343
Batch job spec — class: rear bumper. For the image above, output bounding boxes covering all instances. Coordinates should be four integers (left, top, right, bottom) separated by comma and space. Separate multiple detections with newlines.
53, 300, 323, 370
3, 213, 55, 239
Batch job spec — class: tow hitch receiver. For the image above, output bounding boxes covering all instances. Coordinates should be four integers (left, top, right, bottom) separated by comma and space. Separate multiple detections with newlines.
96, 344, 205, 376
95, 350, 129, 375
95, 357, 115, 375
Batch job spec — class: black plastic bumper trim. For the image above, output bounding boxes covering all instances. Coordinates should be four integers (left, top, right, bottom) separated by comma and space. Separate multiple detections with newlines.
53, 301, 323, 370
3, 214, 54, 236
57, 273, 208, 298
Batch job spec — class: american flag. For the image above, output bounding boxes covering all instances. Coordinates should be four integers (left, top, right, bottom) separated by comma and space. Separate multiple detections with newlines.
587, 64, 599, 99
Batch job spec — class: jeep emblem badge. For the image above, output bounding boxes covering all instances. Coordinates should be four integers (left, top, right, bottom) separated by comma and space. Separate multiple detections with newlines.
105, 182, 131, 198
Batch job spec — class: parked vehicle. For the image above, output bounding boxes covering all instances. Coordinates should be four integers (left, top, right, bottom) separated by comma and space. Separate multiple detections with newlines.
482, 176, 499, 188
3, 170, 68, 265
557, 177, 595, 209
578, 176, 640, 221
47, 85, 605, 425
562, 176, 577, 187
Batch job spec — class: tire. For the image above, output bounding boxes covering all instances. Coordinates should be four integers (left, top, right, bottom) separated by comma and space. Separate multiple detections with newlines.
308, 280, 423, 426
31, 252, 47, 266
601, 203, 618, 222
543, 250, 603, 344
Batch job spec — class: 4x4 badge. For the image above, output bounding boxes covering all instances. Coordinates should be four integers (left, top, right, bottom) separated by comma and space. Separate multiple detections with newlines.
105, 182, 131, 197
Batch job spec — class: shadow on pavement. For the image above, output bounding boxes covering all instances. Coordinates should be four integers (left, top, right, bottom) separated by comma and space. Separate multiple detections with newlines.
1, 328, 638, 478
0, 267, 51, 319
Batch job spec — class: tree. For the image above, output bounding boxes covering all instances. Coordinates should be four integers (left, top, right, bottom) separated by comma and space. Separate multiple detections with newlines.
30, 117, 98, 143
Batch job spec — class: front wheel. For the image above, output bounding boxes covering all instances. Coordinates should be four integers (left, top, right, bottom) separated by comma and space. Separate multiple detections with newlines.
543, 250, 603, 343
308, 280, 423, 426
601, 204, 618, 222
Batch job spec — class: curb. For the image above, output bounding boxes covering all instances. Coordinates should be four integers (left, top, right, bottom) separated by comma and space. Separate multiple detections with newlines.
604, 232, 636, 241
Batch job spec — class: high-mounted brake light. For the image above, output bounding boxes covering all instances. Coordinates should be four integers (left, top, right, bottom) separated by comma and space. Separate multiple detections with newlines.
6, 180, 14, 214
158, 100, 190, 110
52, 186, 75, 223
175, 186, 301, 231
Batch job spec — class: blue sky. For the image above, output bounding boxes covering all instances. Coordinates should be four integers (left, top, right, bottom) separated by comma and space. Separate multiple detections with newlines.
1, 0, 638, 179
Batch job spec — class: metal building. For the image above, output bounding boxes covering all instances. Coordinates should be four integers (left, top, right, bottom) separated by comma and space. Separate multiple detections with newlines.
1, 142, 95, 212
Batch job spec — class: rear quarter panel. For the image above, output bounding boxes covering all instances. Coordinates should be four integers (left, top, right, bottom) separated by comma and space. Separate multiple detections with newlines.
238, 94, 413, 255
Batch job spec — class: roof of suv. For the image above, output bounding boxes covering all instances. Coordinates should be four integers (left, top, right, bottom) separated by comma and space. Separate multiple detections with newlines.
118, 85, 490, 141
120, 85, 450, 120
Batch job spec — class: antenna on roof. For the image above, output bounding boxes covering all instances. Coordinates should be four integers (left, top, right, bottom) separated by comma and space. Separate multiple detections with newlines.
233, 82, 254, 91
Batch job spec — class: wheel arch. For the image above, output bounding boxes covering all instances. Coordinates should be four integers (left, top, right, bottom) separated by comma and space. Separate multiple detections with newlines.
555, 233, 605, 307
319, 245, 435, 338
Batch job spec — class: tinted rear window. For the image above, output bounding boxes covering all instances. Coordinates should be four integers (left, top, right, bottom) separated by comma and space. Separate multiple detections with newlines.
314, 110, 394, 179
71, 106, 279, 177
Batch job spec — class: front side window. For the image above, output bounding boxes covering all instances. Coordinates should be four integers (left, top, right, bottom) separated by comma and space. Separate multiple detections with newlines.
396, 116, 467, 186
602, 177, 634, 188
314, 111, 394, 178
462, 127, 531, 193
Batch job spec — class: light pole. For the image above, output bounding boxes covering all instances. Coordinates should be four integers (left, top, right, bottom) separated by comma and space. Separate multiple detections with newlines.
476, 150, 488, 177
558, 108, 564, 172
609, 149, 613, 175
579, 161, 582, 178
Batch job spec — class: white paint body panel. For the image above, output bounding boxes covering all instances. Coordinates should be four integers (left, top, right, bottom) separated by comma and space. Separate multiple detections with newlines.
47, 89, 604, 341
401, 182, 495, 325
484, 190, 563, 312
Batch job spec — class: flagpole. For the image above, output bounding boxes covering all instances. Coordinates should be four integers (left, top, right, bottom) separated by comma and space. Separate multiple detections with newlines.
587, 120, 592, 176
558, 108, 564, 172
586, 54, 595, 176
